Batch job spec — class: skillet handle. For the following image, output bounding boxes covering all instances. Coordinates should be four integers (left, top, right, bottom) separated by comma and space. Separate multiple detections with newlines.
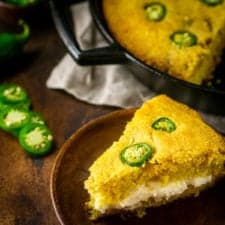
49, 0, 128, 65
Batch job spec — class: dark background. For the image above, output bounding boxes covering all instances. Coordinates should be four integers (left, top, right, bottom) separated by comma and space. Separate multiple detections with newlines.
0, 4, 115, 224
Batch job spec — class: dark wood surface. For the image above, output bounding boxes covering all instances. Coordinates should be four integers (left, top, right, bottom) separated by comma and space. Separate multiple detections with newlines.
0, 5, 115, 225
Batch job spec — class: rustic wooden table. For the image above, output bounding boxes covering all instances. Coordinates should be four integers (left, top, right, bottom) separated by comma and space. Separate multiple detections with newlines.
0, 5, 115, 225
2, 4, 225, 225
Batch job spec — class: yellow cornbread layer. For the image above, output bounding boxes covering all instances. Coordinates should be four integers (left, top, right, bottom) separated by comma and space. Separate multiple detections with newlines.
103, 0, 225, 84
84, 95, 225, 212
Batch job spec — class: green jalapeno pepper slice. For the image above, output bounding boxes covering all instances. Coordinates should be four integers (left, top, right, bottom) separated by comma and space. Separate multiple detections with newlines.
151, 117, 176, 133
0, 98, 31, 111
29, 111, 45, 125
0, 84, 28, 104
144, 2, 167, 21
170, 31, 197, 47
120, 143, 153, 167
0, 107, 25, 137
201, 0, 223, 6
0, 106, 30, 132
12, 98, 31, 110
0, 102, 10, 111
19, 123, 53, 156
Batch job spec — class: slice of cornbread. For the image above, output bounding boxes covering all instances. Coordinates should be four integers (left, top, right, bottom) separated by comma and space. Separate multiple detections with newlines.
103, 0, 225, 84
84, 95, 225, 220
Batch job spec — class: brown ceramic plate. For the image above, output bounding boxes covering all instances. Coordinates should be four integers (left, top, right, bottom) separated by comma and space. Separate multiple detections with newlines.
50, 109, 225, 225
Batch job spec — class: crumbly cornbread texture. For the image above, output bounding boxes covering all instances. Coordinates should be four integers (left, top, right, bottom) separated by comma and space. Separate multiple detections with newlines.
103, 0, 225, 84
84, 95, 225, 219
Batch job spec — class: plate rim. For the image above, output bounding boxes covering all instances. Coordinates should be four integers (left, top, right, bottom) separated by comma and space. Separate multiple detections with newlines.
50, 108, 136, 225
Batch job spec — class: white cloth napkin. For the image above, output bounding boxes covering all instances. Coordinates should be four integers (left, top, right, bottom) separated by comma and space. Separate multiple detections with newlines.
46, 2, 225, 134
47, 2, 153, 109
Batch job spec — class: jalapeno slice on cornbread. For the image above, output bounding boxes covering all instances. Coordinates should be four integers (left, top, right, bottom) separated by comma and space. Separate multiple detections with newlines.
151, 117, 176, 133
120, 143, 153, 167
144, 2, 167, 21
201, 0, 223, 6
170, 31, 198, 47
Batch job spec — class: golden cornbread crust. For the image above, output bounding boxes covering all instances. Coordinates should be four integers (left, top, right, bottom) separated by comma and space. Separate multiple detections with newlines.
103, 0, 225, 84
84, 95, 225, 219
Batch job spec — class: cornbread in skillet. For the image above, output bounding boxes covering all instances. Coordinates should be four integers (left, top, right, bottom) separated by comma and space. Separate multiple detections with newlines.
84, 95, 225, 220
102, 0, 225, 84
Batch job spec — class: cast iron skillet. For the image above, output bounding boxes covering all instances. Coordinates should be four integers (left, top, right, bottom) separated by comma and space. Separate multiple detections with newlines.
50, 0, 225, 114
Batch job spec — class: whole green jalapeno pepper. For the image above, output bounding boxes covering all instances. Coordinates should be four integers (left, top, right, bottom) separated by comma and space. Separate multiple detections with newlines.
0, 19, 30, 62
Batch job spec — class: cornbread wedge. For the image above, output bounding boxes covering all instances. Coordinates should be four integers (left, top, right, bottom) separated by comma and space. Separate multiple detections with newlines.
84, 95, 225, 220
103, 0, 225, 84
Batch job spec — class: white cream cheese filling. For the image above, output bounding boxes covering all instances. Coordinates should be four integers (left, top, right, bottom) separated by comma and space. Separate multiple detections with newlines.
94, 175, 212, 213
